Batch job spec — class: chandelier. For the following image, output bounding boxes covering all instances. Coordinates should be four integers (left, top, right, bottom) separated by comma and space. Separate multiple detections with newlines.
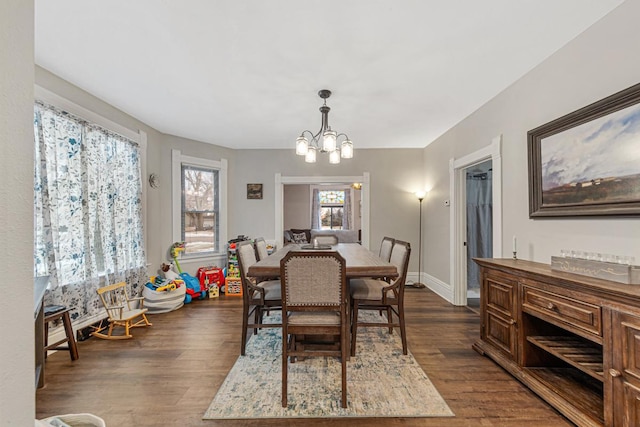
295, 89, 353, 164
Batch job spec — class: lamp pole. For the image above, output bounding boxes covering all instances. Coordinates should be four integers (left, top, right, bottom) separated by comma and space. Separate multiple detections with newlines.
415, 191, 426, 288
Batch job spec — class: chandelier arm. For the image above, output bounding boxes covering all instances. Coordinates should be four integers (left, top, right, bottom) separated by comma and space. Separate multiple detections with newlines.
335, 132, 350, 141
300, 129, 321, 146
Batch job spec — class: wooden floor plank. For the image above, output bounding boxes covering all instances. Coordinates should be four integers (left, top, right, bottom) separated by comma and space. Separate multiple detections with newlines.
36, 288, 573, 426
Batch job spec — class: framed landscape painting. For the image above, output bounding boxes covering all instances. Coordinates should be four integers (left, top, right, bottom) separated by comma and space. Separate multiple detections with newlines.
528, 82, 640, 217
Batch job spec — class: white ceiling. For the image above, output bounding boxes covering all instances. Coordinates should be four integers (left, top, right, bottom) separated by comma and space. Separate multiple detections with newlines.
35, 0, 624, 150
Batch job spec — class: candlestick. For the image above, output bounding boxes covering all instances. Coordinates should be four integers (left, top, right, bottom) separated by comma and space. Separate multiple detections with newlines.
512, 235, 517, 253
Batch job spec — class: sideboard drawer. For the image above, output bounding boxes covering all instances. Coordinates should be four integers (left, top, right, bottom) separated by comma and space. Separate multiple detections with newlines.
522, 285, 602, 337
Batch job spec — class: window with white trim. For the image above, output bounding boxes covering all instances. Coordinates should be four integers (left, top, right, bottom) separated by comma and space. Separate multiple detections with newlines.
172, 150, 227, 258
319, 190, 345, 230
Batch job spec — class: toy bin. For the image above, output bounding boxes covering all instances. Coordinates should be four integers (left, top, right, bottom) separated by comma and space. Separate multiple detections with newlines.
224, 277, 243, 296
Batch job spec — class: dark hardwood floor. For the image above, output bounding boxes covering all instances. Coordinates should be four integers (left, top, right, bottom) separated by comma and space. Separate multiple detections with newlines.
36, 288, 572, 426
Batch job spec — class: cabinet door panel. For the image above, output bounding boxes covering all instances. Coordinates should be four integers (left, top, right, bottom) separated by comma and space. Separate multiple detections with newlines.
485, 274, 517, 318
611, 311, 640, 426
486, 310, 516, 357
622, 381, 640, 427
481, 271, 518, 360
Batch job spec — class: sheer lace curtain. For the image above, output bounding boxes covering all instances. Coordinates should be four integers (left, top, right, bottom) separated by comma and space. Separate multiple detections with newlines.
311, 188, 320, 229
34, 102, 147, 325
343, 189, 351, 229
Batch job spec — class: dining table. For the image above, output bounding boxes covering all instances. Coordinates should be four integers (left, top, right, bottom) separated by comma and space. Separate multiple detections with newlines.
247, 243, 398, 280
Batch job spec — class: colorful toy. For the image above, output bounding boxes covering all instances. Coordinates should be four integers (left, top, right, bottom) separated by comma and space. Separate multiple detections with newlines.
170, 241, 186, 273
156, 282, 178, 292
161, 263, 181, 282
197, 266, 224, 290
180, 272, 206, 303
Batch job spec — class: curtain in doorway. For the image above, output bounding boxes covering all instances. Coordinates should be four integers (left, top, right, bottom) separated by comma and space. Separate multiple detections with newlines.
311, 188, 320, 229
342, 189, 351, 229
466, 170, 492, 292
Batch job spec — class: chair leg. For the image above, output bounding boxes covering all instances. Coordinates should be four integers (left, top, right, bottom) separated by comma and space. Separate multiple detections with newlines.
398, 302, 407, 355
341, 320, 348, 408
253, 306, 260, 335
141, 313, 152, 326
241, 303, 249, 356
387, 307, 393, 334
282, 326, 288, 408
44, 319, 49, 359
350, 301, 359, 357
61, 310, 79, 360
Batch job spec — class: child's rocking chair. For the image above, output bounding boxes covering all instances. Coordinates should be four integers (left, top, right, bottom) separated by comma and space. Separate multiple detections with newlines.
93, 282, 152, 339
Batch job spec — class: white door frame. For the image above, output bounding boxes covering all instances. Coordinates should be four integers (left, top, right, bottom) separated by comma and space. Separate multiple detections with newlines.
450, 136, 503, 306
275, 173, 370, 250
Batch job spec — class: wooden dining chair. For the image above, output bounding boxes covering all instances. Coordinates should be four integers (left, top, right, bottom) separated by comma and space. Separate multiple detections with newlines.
254, 237, 270, 261
280, 250, 349, 408
312, 234, 338, 246
349, 240, 411, 356
379, 236, 395, 262
237, 240, 282, 356
378, 236, 396, 284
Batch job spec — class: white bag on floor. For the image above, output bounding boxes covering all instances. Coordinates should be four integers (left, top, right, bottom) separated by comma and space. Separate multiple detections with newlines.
40, 413, 105, 427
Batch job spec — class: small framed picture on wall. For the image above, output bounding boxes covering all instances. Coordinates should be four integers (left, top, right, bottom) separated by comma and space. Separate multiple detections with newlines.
247, 183, 263, 200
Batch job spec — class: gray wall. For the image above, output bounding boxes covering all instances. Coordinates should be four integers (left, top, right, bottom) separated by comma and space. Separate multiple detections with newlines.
284, 184, 311, 230
423, 0, 640, 285
283, 184, 363, 232
233, 148, 424, 266
1, 0, 35, 424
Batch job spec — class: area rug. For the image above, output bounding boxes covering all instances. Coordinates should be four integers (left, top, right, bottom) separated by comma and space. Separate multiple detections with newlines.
203, 312, 454, 419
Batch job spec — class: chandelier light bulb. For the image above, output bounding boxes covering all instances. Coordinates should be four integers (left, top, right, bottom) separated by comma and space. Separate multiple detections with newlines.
329, 150, 341, 164
341, 140, 353, 158
305, 146, 317, 163
323, 130, 337, 152
296, 136, 308, 155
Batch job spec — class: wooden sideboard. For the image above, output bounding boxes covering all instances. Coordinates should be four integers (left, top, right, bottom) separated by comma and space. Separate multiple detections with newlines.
473, 258, 640, 427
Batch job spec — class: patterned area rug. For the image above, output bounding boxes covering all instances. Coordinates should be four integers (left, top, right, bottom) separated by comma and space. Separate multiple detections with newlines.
203, 312, 454, 419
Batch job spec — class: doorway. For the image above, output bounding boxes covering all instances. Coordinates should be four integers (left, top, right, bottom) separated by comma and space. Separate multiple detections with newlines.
275, 173, 370, 249
464, 160, 493, 310
451, 135, 502, 306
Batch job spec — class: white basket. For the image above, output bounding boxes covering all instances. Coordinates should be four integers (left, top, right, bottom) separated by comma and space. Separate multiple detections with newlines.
41, 413, 106, 427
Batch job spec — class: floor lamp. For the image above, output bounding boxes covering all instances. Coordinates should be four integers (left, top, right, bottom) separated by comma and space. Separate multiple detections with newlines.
414, 191, 427, 288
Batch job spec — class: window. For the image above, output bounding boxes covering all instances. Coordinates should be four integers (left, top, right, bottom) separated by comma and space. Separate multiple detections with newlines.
172, 150, 227, 258
33, 101, 145, 288
182, 165, 218, 254
319, 190, 345, 230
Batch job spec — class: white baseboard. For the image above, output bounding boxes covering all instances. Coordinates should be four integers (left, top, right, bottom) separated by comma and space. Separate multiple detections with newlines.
423, 272, 454, 304
406, 272, 453, 303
